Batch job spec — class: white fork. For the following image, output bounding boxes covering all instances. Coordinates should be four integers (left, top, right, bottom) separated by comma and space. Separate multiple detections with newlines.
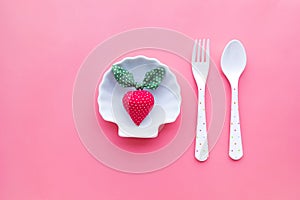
192, 39, 210, 161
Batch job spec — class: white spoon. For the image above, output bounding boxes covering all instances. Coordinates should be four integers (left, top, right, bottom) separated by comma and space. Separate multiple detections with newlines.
221, 39, 247, 160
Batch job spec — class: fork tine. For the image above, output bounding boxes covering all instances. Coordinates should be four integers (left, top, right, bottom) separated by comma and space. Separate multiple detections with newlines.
197, 39, 201, 62
201, 39, 206, 62
206, 39, 210, 61
192, 39, 197, 62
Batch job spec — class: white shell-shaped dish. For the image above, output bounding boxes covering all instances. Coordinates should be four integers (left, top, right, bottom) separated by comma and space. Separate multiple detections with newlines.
98, 56, 181, 138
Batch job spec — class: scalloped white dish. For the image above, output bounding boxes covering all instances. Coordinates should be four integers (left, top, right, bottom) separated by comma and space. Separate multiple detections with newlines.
98, 56, 181, 138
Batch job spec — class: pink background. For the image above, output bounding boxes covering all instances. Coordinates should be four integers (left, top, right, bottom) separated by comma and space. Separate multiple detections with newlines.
1, 0, 300, 199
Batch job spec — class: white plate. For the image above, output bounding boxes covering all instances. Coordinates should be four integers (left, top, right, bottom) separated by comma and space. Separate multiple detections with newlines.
98, 56, 181, 138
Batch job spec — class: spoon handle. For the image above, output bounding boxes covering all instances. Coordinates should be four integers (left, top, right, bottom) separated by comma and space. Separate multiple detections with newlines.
195, 82, 209, 161
229, 84, 243, 160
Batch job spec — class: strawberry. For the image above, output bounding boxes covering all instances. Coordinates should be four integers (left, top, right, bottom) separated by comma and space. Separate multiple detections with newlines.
112, 64, 165, 126
122, 90, 154, 126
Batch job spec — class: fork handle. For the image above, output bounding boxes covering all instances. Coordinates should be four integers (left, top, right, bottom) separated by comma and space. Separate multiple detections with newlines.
195, 84, 209, 161
229, 84, 243, 160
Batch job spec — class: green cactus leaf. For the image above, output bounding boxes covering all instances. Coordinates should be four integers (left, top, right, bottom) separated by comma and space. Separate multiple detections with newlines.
112, 65, 136, 88
142, 67, 166, 90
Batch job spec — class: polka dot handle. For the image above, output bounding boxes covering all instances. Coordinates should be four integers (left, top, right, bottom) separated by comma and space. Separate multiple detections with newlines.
194, 84, 209, 161
229, 84, 243, 160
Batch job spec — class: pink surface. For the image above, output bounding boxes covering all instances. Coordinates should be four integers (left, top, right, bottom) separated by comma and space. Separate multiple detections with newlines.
1, 0, 300, 199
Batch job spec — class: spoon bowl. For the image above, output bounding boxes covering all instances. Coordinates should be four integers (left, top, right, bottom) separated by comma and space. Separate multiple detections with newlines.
221, 40, 247, 82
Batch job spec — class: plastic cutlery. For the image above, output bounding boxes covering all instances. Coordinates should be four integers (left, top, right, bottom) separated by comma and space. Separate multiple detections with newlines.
191, 39, 210, 161
221, 39, 247, 160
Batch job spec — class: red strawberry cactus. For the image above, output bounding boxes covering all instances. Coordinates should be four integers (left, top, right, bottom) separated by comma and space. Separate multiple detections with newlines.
112, 65, 165, 126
